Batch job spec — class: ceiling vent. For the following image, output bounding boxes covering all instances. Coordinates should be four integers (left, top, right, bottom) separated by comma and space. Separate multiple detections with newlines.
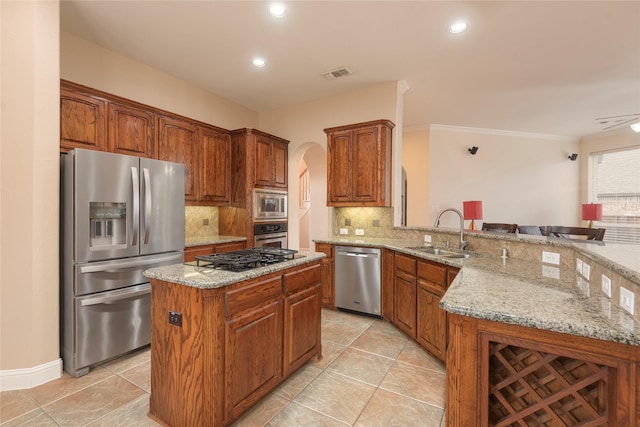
321, 67, 353, 80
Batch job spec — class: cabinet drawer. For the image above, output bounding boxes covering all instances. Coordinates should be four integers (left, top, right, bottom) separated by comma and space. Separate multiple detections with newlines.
418, 278, 445, 296
417, 261, 446, 285
225, 276, 282, 317
284, 263, 321, 294
315, 243, 334, 259
395, 254, 416, 275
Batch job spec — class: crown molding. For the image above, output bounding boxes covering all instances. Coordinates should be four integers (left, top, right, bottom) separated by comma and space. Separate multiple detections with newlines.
428, 124, 579, 142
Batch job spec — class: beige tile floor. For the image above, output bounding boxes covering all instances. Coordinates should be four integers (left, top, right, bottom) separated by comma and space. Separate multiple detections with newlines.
1, 309, 447, 426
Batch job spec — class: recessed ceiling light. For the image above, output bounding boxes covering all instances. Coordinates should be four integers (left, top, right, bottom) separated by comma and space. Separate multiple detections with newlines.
252, 58, 266, 68
449, 21, 467, 34
269, 4, 286, 18
631, 122, 640, 133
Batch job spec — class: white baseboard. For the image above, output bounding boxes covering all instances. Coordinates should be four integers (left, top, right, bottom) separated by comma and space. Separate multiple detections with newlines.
0, 358, 62, 391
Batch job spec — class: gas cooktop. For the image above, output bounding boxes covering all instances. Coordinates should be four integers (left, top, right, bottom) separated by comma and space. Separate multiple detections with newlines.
189, 247, 299, 272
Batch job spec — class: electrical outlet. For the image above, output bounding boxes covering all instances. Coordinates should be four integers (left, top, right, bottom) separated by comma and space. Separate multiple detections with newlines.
355, 229, 365, 236
583, 262, 591, 280
601, 274, 611, 298
339, 228, 348, 235
424, 235, 432, 243
203, 218, 209, 226
542, 251, 560, 265
576, 258, 583, 274
168, 311, 182, 327
620, 287, 635, 315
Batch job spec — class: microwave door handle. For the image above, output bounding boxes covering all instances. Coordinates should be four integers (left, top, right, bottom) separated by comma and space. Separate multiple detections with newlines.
131, 167, 139, 246
142, 168, 151, 244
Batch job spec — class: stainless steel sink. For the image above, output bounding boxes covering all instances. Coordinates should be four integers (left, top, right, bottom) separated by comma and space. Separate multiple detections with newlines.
406, 246, 470, 259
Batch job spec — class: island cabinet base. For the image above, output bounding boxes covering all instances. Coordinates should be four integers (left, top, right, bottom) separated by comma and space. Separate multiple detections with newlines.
148, 261, 322, 427
446, 314, 640, 427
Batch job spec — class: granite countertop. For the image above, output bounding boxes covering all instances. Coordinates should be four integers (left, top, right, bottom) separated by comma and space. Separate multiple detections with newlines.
184, 235, 247, 247
314, 236, 640, 346
144, 251, 325, 289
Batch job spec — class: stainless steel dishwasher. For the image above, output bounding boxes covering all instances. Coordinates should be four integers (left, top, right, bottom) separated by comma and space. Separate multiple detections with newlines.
335, 246, 382, 317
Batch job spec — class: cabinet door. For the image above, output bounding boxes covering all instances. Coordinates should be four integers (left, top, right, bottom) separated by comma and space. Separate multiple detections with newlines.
394, 270, 416, 338
417, 284, 445, 361
283, 283, 321, 376
272, 140, 288, 188
225, 299, 283, 421
60, 88, 107, 152
327, 131, 353, 204
315, 243, 335, 307
254, 137, 273, 187
157, 115, 198, 202
108, 102, 155, 158
351, 126, 378, 202
200, 127, 231, 204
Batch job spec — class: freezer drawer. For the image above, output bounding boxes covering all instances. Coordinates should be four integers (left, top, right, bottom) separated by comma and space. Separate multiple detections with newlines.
71, 283, 151, 376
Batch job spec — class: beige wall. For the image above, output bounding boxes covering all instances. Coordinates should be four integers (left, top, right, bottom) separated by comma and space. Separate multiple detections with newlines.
402, 127, 430, 227
426, 126, 581, 229
1, 0, 60, 386
258, 81, 401, 249
61, 32, 259, 130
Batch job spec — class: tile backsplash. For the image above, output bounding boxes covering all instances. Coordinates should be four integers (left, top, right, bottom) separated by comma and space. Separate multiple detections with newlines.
332, 207, 395, 238
185, 206, 219, 239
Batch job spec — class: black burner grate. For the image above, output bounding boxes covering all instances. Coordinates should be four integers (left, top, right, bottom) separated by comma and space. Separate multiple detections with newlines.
194, 247, 297, 271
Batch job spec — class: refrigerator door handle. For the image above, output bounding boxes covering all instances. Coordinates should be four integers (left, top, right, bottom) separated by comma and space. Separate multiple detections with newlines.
78, 253, 184, 273
80, 284, 151, 306
143, 168, 151, 244
131, 166, 140, 246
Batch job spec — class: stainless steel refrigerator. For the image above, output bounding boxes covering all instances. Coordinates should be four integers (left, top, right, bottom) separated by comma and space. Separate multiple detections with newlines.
60, 149, 185, 377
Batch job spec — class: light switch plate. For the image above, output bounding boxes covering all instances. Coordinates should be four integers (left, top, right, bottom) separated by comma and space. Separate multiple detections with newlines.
424, 235, 432, 243
355, 229, 365, 236
620, 287, 635, 315
576, 258, 583, 274
583, 262, 591, 280
601, 274, 611, 297
542, 251, 560, 265
339, 228, 348, 235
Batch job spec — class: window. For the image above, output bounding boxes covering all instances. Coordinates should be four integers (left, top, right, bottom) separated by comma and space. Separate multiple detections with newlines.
589, 147, 640, 244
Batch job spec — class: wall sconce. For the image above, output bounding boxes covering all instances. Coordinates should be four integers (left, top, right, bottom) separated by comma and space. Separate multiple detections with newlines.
582, 203, 602, 228
468, 146, 479, 155
463, 200, 483, 230
568, 153, 578, 161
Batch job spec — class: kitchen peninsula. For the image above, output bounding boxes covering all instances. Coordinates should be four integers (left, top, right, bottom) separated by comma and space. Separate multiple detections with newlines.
315, 232, 640, 426
143, 250, 325, 426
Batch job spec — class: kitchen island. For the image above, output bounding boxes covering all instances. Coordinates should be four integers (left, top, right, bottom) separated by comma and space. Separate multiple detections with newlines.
143, 251, 325, 427
314, 234, 640, 426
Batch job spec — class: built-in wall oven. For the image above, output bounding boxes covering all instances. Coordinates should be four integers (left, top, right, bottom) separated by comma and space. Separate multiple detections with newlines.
254, 222, 287, 248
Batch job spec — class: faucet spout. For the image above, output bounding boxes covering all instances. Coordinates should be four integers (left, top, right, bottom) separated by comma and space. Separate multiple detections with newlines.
434, 208, 469, 251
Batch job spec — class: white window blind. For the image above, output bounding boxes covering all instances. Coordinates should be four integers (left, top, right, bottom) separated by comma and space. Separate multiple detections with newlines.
589, 147, 640, 244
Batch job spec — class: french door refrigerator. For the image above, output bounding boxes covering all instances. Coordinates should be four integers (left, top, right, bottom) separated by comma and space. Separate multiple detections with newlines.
61, 149, 185, 377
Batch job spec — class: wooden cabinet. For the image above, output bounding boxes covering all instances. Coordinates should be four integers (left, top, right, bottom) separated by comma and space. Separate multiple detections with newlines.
108, 102, 155, 157
254, 134, 288, 189
184, 241, 247, 262
324, 119, 394, 207
60, 86, 107, 152
199, 125, 232, 205
393, 253, 417, 338
149, 260, 322, 426
156, 114, 199, 202
314, 243, 335, 307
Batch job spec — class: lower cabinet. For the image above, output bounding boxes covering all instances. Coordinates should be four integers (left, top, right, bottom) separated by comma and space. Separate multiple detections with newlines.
314, 243, 335, 307
393, 254, 417, 338
149, 261, 322, 427
184, 241, 247, 262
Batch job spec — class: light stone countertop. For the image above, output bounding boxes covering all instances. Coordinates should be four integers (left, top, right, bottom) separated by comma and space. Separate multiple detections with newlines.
184, 235, 247, 247
314, 236, 640, 346
143, 251, 325, 289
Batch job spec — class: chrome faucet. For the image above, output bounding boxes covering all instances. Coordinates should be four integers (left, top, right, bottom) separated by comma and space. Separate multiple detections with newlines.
434, 208, 469, 251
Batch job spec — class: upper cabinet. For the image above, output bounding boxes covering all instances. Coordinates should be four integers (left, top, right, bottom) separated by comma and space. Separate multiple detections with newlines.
156, 114, 199, 203
60, 86, 107, 152
108, 102, 155, 158
254, 133, 289, 189
324, 119, 394, 207
199, 125, 232, 205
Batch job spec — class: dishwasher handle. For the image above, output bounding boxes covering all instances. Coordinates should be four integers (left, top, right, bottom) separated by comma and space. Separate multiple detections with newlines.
344, 252, 375, 257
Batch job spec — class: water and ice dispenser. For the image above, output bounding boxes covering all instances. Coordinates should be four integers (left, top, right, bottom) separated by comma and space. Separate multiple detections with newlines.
89, 202, 126, 248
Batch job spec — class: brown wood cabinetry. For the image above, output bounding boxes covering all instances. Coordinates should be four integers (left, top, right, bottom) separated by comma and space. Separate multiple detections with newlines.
108, 102, 155, 157
393, 253, 417, 338
314, 243, 335, 307
183, 241, 247, 262
60, 86, 107, 152
324, 119, 394, 207
149, 261, 322, 426
254, 135, 288, 189
199, 126, 232, 204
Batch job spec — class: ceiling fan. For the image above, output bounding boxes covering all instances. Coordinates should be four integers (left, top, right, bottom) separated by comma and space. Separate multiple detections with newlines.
595, 113, 640, 132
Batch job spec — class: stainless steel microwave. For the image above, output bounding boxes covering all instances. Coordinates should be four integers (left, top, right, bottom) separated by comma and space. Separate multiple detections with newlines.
254, 189, 287, 221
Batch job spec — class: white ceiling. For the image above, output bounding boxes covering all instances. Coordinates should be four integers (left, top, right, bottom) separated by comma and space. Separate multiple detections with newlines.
60, 1, 640, 138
